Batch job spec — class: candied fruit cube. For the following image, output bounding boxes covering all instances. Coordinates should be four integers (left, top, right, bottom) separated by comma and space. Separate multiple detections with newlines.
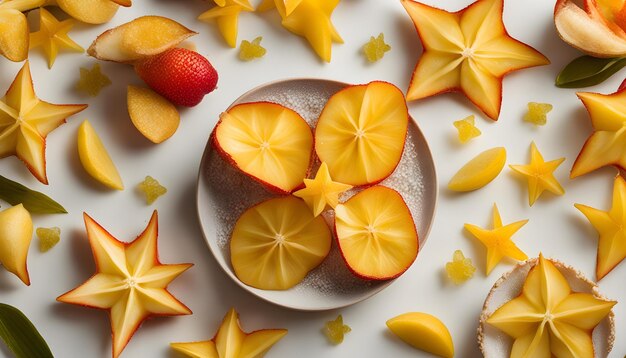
524, 102, 553, 126
323, 315, 351, 344
138, 176, 167, 204
75, 63, 111, 97
363, 33, 391, 63
445, 250, 475, 284
37, 227, 61, 252
239, 37, 266, 61
453, 115, 481, 143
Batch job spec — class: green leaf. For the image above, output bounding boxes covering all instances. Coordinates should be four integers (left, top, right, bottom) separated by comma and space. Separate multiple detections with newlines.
0, 175, 66, 214
0, 304, 53, 358
556, 55, 626, 88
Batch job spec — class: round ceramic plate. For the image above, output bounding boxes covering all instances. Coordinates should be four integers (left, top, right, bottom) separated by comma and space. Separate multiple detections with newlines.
196, 79, 438, 311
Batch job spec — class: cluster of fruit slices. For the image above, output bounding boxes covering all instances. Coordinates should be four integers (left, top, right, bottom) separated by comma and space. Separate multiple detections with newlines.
211, 81, 420, 290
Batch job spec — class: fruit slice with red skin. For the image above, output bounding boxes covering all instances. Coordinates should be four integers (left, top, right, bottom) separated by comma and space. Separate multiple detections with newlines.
315, 81, 408, 187
230, 196, 331, 290
0, 204, 33, 286
134, 48, 218, 107
214, 102, 313, 194
87, 16, 197, 63
127, 85, 180, 143
335, 186, 419, 280
0, 8, 28, 62
55, 0, 119, 25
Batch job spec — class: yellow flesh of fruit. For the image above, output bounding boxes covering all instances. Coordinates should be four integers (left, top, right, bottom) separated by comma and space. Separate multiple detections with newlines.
523, 102, 553, 126
386, 312, 454, 358
445, 249, 476, 284
0, 9, 28, 62
127, 85, 180, 144
453, 115, 481, 143
215, 102, 313, 193
137, 176, 167, 204
76, 63, 112, 97
37, 226, 61, 252
324, 315, 351, 344
0, 204, 32, 285
77, 120, 124, 190
315, 81, 408, 186
55, 0, 119, 24
335, 186, 418, 279
230, 196, 331, 290
363, 33, 391, 63
239, 37, 266, 61
448, 147, 506, 192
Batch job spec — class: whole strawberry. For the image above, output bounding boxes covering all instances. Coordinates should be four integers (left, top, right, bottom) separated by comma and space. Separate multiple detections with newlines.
134, 48, 218, 107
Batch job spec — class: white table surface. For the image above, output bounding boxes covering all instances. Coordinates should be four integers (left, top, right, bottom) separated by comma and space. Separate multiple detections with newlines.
1, 0, 625, 357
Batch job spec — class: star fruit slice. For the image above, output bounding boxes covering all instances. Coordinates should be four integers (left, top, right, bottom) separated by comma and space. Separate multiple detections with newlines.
77, 120, 124, 190
386, 312, 454, 358
213, 102, 313, 194
0, 204, 33, 286
315, 81, 408, 187
127, 85, 180, 144
230, 196, 332, 290
197, 0, 254, 48
88, 16, 197, 63
55, 0, 120, 25
335, 186, 419, 280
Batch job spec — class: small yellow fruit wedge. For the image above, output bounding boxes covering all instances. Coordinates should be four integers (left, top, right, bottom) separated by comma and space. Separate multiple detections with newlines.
77, 120, 124, 190
127, 85, 180, 143
55, 0, 119, 25
0, 204, 33, 285
448, 147, 506, 192
386, 312, 454, 358
0, 8, 29, 62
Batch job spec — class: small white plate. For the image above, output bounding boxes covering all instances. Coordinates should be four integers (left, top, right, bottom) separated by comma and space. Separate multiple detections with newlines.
196, 79, 438, 311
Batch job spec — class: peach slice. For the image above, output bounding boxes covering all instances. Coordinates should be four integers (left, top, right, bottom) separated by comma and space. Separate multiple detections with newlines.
87, 16, 197, 63
448, 147, 507, 192
55, 0, 120, 25
230, 196, 331, 290
213, 102, 313, 194
315, 81, 408, 186
335, 186, 418, 280
77, 120, 124, 190
127, 85, 180, 144
386, 312, 454, 358
0, 8, 28, 62
0, 204, 33, 286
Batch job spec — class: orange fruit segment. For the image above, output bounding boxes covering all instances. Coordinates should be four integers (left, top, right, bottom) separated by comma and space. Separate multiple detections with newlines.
230, 196, 331, 290
127, 85, 180, 143
315, 81, 409, 186
214, 102, 313, 193
335, 186, 418, 280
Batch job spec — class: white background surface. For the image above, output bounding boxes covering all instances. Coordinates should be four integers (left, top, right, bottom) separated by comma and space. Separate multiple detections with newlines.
1, 0, 624, 357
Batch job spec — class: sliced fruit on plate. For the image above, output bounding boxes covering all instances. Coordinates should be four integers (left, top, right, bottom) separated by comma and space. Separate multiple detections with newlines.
55, 0, 120, 25
88, 16, 197, 63
293, 162, 353, 217
213, 102, 313, 194
315, 81, 408, 186
127, 85, 180, 143
230, 196, 331, 290
386, 312, 454, 358
77, 120, 124, 190
334, 186, 418, 280
448, 147, 506, 192
0, 204, 33, 286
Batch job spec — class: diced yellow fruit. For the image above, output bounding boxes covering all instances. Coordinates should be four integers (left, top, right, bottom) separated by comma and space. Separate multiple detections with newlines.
137, 176, 167, 204
445, 250, 476, 284
55, 0, 119, 24
386, 312, 454, 358
76, 63, 112, 97
230, 196, 331, 290
0, 204, 33, 285
127, 85, 180, 143
323, 315, 351, 344
335, 186, 418, 280
523, 102, 553, 126
453, 115, 481, 143
77, 120, 124, 190
36, 226, 61, 252
363, 33, 391, 62
214, 102, 313, 193
448, 147, 506, 192
0, 9, 29, 62
315, 81, 408, 186
239, 36, 266, 61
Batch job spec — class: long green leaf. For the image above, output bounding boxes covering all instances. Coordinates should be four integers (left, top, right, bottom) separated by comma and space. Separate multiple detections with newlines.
556, 55, 626, 88
0, 304, 53, 358
0, 175, 66, 214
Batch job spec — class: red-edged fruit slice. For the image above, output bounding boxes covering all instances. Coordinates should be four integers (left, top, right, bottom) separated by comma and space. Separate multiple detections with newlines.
230, 196, 332, 290
335, 186, 419, 280
213, 102, 313, 194
315, 81, 409, 187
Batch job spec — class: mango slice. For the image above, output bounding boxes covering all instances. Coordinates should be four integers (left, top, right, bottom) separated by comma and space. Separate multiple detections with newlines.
386, 312, 454, 358
56, 0, 119, 25
448, 147, 506, 192
0, 204, 33, 285
77, 120, 124, 190
127, 85, 180, 144
0, 8, 28, 62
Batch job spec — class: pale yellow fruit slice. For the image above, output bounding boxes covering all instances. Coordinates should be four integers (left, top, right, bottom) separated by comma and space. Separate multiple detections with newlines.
448, 147, 506, 192
127, 85, 180, 144
335, 186, 418, 280
55, 0, 119, 25
230, 196, 331, 290
315, 81, 408, 186
387, 312, 454, 358
0, 9, 28, 62
0, 204, 33, 285
77, 120, 124, 190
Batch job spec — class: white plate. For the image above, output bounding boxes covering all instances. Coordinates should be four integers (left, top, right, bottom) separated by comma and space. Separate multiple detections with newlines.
196, 78, 438, 311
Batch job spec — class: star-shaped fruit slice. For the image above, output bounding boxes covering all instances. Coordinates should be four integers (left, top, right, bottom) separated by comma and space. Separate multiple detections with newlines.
76, 63, 112, 97
198, 0, 254, 48
575, 175, 626, 280
401, 0, 549, 120
323, 315, 351, 344
29, 7, 84, 68
171, 308, 287, 358
509, 142, 565, 206
0, 61, 87, 184
0, 0, 44, 61
464, 204, 528, 275
571, 88, 626, 178
294, 162, 352, 216
57, 211, 193, 358
486, 254, 616, 357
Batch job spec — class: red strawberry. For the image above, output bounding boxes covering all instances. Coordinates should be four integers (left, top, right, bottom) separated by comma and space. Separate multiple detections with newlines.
134, 48, 218, 107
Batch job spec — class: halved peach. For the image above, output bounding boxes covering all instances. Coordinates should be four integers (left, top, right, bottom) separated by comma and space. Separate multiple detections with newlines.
213, 102, 313, 194
55, 0, 119, 25
230, 196, 332, 290
127, 85, 180, 144
315, 81, 408, 186
335, 186, 419, 280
